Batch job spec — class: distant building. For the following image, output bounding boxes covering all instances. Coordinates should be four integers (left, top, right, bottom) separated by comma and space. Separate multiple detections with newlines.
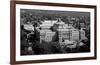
24, 22, 34, 31
54, 19, 87, 47
80, 29, 87, 41
39, 20, 56, 43
80, 23, 86, 30
71, 29, 79, 41
55, 19, 79, 43
36, 19, 87, 47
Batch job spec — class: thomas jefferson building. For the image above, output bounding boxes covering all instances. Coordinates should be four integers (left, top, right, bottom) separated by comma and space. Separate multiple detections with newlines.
36, 19, 87, 47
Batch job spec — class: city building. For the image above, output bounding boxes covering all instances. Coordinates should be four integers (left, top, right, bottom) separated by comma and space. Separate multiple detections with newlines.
55, 19, 79, 43
36, 19, 87, 48
24, 23, 34, 31
39, 20, 57, 43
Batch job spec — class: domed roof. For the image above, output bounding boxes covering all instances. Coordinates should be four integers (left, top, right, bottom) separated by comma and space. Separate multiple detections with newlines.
55, 18, 65, 25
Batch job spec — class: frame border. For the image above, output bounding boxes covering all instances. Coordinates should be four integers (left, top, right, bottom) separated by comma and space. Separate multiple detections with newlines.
10, 1, 97, 65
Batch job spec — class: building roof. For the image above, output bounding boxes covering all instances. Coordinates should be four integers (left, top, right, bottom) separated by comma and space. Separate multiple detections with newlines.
55, 21, 65, 25
24, 24, 34, 31
40, 20, 57, 29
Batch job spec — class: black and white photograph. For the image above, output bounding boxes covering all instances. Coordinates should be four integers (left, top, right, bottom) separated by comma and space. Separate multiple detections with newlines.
10, 1, 96, 64
20, 9, 91, 56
